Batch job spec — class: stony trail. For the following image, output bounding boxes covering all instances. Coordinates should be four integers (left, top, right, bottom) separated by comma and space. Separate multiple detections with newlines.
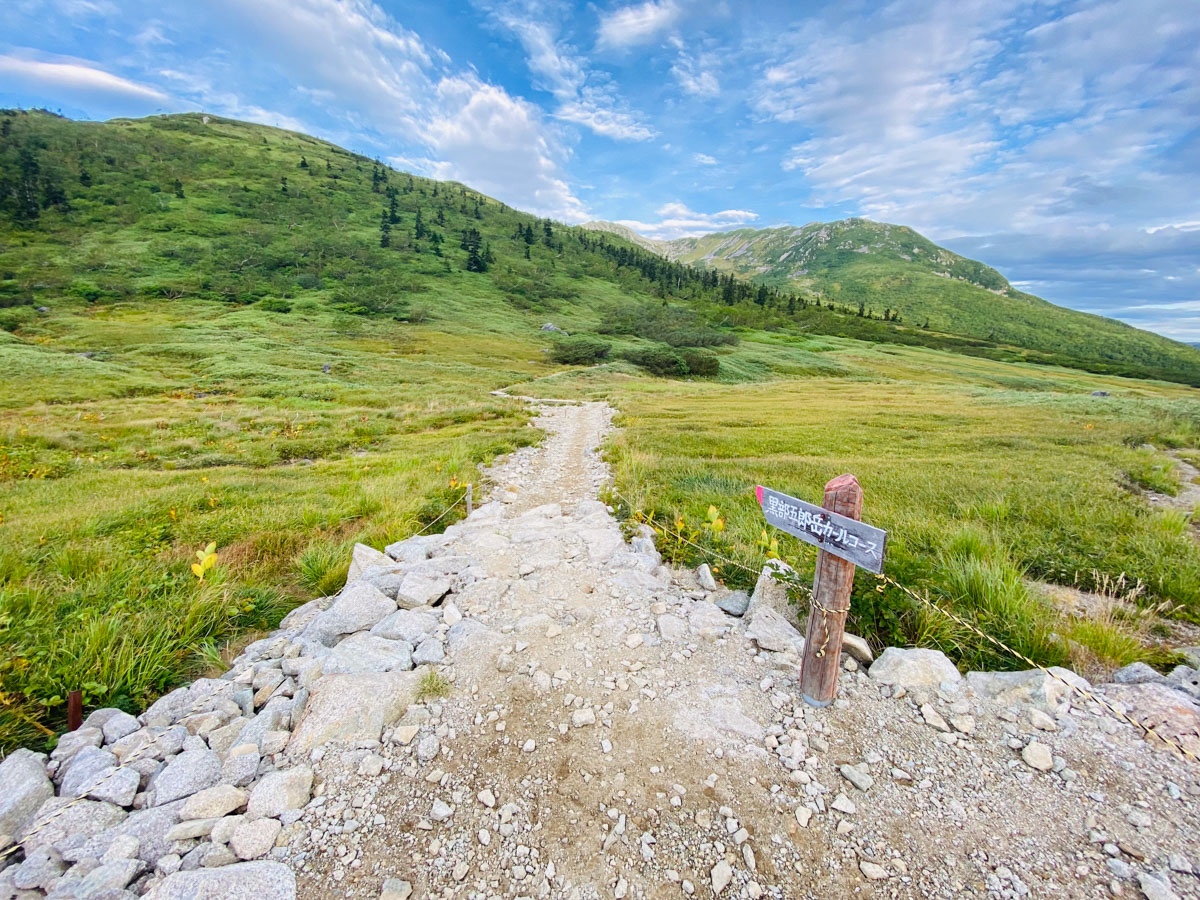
3, 401, 1200, 900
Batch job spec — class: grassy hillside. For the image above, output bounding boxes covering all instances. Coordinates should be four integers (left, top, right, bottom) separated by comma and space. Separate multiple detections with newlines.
2, 109, 1199, 750
586, 218, 1200, 385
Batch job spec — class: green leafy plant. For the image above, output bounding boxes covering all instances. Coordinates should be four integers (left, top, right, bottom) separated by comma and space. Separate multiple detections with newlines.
191, 542, 218, 582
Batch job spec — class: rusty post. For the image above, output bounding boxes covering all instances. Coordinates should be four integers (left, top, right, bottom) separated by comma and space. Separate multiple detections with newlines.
67, 690, 83, 732
800, 474, 864, 707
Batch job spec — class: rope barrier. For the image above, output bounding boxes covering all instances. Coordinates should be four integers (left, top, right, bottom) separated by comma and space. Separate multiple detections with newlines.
613, 489, 1198, 764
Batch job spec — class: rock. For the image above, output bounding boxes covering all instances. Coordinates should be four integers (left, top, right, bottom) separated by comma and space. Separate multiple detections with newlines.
18, 797, 126, 853
0, 748, 54, 837
1112, 662, 1165, 685
108, 798, 186, 864
715, 591, 750, 617
50, 727, 102, 764
60, 746, 138, 807
73, 857, 145, 894
180, 785, 248, 821
246, 767, 313, 820
1137, 872, 1181, 900
646, 614, 683, 646
965, 667, 1089, 715
11, 844, 65, 890
711, 860, 732, 895
371, 608, 439, 644
100, 711, 142, 745
540, 322, 564, 333
394, 573, 453, 609
380, 877, 414, 900
745, 606, 805, 653
1028, 708, 1057, 731
142, 678, 235, 728
222, 747, 261, 788
748, 560, 796, 616
167, 817, 222, 841
860, 861, 889, 880
1021, 741, 1054, 771
412, 638, 445, 665
147, 860, 296, 899
869, 648, 961, 688
347, 543, 390, 583
305, 582, 395, 645
572, 708, 596, 728
323, 633, 414, 674
416, 735, 440, 762
696, 564, 718, 591
841, 633, 874, 665
1103, 683, 1200, 757
1166, 665, 1200, 700
211, 815, 245, 845
152, 750, 222, 805
287, 671, 419, 753
795, 807, 812, 827
839, 764, 874, 792
921, 704, 951, 733
384, 536, 433, 564
230, 818, 282, 860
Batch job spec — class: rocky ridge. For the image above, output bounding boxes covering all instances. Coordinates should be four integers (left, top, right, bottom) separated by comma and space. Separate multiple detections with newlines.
1, 401, 1199, 900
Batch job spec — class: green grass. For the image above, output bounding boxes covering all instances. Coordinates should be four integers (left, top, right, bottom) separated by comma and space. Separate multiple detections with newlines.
523, 337, 1200, 669
416, 668, 452, 700
4, 108, 1200, 751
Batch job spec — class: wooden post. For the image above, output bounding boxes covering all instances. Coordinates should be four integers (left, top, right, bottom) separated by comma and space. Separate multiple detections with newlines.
67, 690, 83, 732
466, 483, 473, 516
800, 474, 863, 707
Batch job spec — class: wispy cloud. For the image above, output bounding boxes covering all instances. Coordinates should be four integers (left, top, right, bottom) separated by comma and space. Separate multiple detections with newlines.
596, 0, 680, 50
0, 54, 168, 102
615, 201, 757, 240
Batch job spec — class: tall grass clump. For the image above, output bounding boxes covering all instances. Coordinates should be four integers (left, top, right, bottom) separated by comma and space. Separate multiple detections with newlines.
296, 542, 351, 597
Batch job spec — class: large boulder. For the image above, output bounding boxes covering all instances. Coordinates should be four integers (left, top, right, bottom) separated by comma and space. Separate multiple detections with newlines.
371, 607, 440, 644
393, 572, 453, 609
287, 671, 419, 753
346, 542, 390, 583
146, 860, 296, 899
687, 601, 731, 637
150, 749, 222, 805
1103, 682, 1200, 758
965, 667, 1088, 714
869, 648, 962, 689
0, 748, 53, 838
1111, 662, 1165, 685
304, 582, 396, 645
245, 767, 313, 820
59, 745, 139, 807
321, 632, 414, 674
18, 797, 126, 853
745, 606, 805, 653
142, 678, 236, 728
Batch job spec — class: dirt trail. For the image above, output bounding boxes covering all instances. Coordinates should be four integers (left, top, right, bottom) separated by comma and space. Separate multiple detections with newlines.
285, 402, 1200, 900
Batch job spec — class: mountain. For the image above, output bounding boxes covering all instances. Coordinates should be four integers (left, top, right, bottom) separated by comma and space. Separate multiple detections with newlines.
584, 218, 1200, 383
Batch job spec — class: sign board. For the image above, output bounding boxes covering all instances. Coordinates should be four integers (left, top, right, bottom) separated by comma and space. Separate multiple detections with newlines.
755, 484, 887, 574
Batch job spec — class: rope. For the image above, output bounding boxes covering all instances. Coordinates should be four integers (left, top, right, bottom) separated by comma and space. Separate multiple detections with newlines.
613, 489, 1198, 764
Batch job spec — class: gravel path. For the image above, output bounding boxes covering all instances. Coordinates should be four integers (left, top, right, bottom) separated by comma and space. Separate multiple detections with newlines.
5, 402, 1197, 900
287, 402, 1200, 900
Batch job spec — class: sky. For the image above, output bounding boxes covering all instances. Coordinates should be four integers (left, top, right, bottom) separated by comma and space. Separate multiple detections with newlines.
1, 1, 1198, 341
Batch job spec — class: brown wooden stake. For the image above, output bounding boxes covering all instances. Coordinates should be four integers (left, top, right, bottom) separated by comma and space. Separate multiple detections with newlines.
800, 474, 864, 707
67, 690, 83, 732
466, 483, 473, 516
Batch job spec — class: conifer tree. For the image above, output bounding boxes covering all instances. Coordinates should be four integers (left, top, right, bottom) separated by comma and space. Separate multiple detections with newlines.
174, 178, 184, 198
299, 156, 308, 168
379, 210, 391, 247
79, 167, 91, 187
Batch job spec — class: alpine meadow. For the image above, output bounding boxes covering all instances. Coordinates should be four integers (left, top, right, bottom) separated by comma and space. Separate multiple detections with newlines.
2, 109, 1199, 750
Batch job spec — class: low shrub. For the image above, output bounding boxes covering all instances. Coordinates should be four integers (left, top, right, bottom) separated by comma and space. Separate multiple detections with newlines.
549, 334, 611, 365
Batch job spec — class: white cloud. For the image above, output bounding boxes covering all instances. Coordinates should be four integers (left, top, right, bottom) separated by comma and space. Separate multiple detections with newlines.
596, 0, 680, 49
692, 152, 717, 165
615, 202, 757, 240
482, 2, 655, 141
0, 54, 168, 102
670, 51, 718, 96
198, 0, 591, 220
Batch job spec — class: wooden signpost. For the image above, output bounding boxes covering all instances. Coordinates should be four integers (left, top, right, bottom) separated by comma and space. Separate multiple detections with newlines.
755, 475, 887, 707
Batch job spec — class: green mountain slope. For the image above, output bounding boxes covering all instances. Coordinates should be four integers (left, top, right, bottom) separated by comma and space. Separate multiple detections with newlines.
585, 218, 1200, 384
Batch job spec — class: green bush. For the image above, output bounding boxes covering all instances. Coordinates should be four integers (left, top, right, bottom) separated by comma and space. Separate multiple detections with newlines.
549, 334, 611, 365
259, 297, 293, 313
621, 345, 719, 378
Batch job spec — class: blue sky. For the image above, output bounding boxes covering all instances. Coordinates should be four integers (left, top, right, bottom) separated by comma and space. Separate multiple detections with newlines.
2, 0, 1199, 340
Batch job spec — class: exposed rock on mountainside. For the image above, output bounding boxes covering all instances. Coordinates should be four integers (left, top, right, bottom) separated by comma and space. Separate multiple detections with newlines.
2, 400, 1198, 899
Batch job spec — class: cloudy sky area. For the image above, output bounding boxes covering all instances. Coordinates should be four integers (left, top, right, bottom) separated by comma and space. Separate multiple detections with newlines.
2, 0, 1198, 339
